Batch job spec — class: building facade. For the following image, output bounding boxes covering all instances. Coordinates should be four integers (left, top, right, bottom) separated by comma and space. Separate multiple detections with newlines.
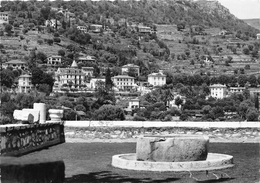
148, 71, 166, 86
18, 74, 33, 93
55, 61, 86, 88
47, 55, 62, 66
3, 60, 28, 70
82, 67, 94, 77
209, 84, 227, 99
121, 64, 140, 76
0, 12, 9, 22
112, 75, 136, 91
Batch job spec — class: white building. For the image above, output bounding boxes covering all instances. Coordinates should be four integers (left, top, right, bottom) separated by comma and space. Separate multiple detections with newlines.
138, 25, 151, 34
88, 78, 105, 90
47, 55, 62, 66
77, 26, 87, 32
82, 67, 94, 77
112, 75, 136, 91
18, 74, 33, 93
128, 98, 140, 109
148, 70, 166, 86
77, 56, 95, 63
3, 60, 28, 70
229, 87, 245, 94
122, 64, 140, 76
0, 12, 9, 22
209, 84, 227, 99
55, 61, 86, 88
257, 33, 260, 40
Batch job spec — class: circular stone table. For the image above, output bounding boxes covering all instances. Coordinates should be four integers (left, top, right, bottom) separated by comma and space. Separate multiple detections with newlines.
112, 153, 234, 172
136, 135, 209, 162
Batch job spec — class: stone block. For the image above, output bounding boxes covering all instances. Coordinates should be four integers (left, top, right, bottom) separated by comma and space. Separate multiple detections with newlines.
136, 135, 209, 162
22, 109, 40, 123
13, 110, 38, 123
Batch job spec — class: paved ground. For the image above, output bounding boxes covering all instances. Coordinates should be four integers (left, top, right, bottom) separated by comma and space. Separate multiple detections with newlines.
1, 142, 260, 183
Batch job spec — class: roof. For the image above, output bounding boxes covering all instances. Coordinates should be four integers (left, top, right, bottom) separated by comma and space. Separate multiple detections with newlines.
122, 64, 139, 68
19, 74, 31, 78
112, 75, 134, 79
48, 55, 61, 58
148, 72, 166, 77
78, 56, 95, 61
71, 60, 78, 68
5, 60, 26, 64
82, 67, 94, 70
209, 84, 227, 88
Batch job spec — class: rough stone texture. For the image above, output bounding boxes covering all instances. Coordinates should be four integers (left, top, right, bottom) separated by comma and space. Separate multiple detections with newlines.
136, 135, 209, 162
64, 126, 260, 143
0, 122, 65, 156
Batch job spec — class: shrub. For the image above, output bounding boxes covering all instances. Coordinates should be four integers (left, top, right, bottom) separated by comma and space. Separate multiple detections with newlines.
54, 32, 60, 37
63, 109, 78, 120
0, 115, 12, 125
92, 104, 125, 121
133, 115, 147, 121
37, 39, 44, 45
53, 37, 61, 43
47, 39, 54, 45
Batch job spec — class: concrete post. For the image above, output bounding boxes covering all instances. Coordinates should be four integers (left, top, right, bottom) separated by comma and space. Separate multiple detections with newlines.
33, 103, 46, 123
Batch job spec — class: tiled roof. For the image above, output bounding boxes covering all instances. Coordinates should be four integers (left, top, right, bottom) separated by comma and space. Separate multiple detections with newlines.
148, 72, 166, 77
5, 60, 26, 64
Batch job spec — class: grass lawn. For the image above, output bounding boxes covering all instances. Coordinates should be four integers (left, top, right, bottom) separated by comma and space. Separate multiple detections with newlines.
1, 142, 259, 183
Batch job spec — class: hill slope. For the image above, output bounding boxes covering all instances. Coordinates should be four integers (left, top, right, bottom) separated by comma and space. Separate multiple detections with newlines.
243, 19, 260, 31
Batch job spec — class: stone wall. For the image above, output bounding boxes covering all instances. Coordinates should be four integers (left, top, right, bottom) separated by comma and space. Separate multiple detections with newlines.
65, 126, 260, 142
0, 122, 65, 156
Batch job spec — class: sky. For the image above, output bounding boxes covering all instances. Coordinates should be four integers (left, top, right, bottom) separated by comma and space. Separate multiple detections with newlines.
217, 0, 260, 19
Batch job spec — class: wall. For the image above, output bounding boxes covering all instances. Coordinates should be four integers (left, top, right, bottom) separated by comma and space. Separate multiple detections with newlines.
64, 121, 260, 142
0, 122, 65, 156
64, 121, 260, 128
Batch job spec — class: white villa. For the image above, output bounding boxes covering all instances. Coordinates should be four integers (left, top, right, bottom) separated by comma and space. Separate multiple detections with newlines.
3, 60, 28, 70
128, 98, 140, 109
82, 67, 94, 77
77, 26, 87, 32
0, 12, 9, 22
209, 84, 227, 99
229, 87, 246, 94
148, 70, 166, 86
122, 64, 140, 76
257, 33, 260, 40
88, 78, 105, 90
55, 61, 86, 88
47, 55, 62, 66
18, 74, 33, 93
112, 75, 136, 91
77, 56, 95, 63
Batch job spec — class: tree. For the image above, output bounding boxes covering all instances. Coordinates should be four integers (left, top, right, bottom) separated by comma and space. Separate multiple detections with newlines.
53, 37, 61, 43
237, 75, 247, 87
248, 75, 257, 87
1, 69, 15, 88
246, 108, 259, 121
105, 68, 113, 90
175, 96, 183, 108
92, 104, 125, 120
5, 24, 13, 36
243, 48, 250, 55
58, 49, 65, 57
36, 51, 47, 64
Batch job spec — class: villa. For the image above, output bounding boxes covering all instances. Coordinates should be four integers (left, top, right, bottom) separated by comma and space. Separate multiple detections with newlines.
55, 61, 86, 88
3, 60, 28, 70
148, 70, 166, 86
0, 12, 9, 22
121, 64, 140, 76
112, 75, 136, 91
209, 84, 227, 99
47, 55, 62, 66
17, 74, 33, 93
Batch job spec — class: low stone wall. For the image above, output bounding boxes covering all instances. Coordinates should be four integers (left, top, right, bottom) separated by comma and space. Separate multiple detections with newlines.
65, 126, 260, 143
0, 122, 65, 156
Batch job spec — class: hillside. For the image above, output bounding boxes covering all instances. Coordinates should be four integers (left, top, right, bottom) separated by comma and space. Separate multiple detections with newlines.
243, 19, 260, 31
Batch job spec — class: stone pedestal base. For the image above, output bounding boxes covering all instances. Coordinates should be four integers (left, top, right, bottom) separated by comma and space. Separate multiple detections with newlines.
136, 135, 209, 162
